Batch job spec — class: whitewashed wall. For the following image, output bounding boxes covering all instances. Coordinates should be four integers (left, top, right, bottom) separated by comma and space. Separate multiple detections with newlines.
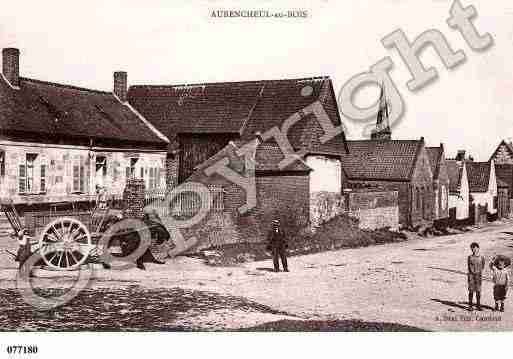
0, 142, 166, 204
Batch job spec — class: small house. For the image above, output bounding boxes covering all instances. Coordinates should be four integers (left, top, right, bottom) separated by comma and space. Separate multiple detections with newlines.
340, 137, 434, 228
466, 160, 498, 223
446, 159, 469, 222
426, 144, 450, 223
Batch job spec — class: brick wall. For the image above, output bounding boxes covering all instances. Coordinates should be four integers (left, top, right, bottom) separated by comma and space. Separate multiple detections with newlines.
123, 178, 145, 218
181, 172, 310, 247
344, 189, 399, 230
165, 153, 179, 189
222, 174, 310, 242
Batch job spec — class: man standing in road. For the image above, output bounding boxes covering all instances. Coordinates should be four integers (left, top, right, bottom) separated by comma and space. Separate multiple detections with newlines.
267, 218, 289, 272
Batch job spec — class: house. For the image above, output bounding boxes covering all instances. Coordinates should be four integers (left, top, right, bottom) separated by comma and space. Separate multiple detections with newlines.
490, 140, 513, 164
466, 160, 498, 223
446, 159, 469, 222
0, 48, 168, 209
426, 144, 450, 223
128, 76, 349, 226
495, 163, 513, 217
340, 137, 434, 228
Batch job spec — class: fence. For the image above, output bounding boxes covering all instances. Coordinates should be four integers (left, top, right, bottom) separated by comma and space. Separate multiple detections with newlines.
21, 186, 225, 236
24, 210, 93, 237
144, 186, 225, 217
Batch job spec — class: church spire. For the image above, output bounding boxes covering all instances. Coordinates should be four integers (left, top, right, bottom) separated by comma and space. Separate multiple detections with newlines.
371, 82, 392, 140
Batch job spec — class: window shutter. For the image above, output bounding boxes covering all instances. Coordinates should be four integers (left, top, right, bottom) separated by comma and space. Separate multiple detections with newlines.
79, 164, 85, 193
126, 167, 130, 179
149, 168, 154, 189
19, 164, 26, 193
156, 168, 161, 188
40, 164, 46, 192
0, 151, 5, 177
73, 164, 80, 192
140, 167, 144, 179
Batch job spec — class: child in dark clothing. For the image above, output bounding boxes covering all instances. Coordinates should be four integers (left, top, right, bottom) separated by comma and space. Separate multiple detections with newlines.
467, 242, 485, 311
489, 256, 510, 312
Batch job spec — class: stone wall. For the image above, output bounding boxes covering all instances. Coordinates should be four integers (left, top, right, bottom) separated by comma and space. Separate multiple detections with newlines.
344, 189, 399, 231
310, 191, 344, 228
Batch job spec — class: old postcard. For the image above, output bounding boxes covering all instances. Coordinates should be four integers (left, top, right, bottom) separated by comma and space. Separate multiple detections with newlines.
0, 0, 512, 356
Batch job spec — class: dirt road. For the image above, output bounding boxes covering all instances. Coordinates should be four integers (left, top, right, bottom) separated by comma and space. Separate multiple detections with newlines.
1, 220, 513, 331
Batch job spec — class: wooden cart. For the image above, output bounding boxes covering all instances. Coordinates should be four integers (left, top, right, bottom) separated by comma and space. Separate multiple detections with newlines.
1, 199, 121, 271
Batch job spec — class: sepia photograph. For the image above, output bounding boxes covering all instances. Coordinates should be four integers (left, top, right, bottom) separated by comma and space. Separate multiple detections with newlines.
0, 0, 513, 357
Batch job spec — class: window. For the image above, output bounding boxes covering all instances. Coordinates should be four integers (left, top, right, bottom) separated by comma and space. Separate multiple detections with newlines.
493, 196, 498, 210
140, 167, 144, 179
0, 151, 5, 177
416, 188, 421, 210
441, 185, 447, 210
96, 156, 107, 176
26, 154, 36, 193
72, 157, 85, 193
40, 164, 46, 193
95, 156, 107, 188
19, 154, 39, 194
18, 164, 26, 193
126, 158, 138, 179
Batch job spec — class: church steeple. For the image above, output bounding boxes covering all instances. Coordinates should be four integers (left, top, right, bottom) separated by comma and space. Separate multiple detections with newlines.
371, 82, 391, 140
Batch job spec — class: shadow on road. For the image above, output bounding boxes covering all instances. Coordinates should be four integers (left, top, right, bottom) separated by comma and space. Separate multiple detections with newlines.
427, 266, 466, 276
255, 267, 276, 272
431, 298, 494, 311
238, 319, 427, 332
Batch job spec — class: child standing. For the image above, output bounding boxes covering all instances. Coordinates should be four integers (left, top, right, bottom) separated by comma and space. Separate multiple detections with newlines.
467, 242, 485, 311
489, 256, 510, 312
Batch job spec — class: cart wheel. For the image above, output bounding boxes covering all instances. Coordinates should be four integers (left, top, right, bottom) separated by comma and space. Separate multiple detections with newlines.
39, 217, 93, 271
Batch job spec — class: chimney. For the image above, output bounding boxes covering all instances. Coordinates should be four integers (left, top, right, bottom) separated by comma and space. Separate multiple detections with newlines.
113, 71, 127, 102
2, 48, 20, 87
456, 150, 466, 161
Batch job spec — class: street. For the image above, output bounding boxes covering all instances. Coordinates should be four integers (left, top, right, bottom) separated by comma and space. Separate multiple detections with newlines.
1, 220, 513, 331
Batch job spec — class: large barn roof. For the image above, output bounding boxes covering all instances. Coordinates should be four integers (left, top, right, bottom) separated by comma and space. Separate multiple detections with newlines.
128, 76, 348, 155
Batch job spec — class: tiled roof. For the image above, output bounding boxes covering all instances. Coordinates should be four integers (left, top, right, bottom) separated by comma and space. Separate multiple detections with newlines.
491, 140, 513, 161
426, 147, 442, 179
466, 162, 491, 193
128, 77, 347, 155
446, 160, 463, 193
340, 140, 423, 181
188, 140, 311, 182
0, 76, 167, 146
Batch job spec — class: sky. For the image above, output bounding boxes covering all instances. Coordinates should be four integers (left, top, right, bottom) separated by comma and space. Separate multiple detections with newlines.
1, 0, 512, 161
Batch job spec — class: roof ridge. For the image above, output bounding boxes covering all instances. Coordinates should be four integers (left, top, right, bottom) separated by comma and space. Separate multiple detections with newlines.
20, 77, 111, 95
129, 76, 330, 90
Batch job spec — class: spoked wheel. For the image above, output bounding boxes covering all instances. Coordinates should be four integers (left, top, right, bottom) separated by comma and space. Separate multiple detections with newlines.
39, 217, 93, 271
